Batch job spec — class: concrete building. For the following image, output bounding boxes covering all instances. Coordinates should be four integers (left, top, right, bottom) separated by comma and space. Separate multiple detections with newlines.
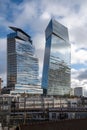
0, 95, 87, 128
42, 19, 71, 96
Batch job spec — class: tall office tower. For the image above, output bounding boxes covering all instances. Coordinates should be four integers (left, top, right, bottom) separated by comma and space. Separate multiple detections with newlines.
7, 27, 43, 94
42, 19, 71, 96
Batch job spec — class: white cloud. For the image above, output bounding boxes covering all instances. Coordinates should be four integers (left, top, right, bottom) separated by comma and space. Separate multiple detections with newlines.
71, 44, 87, 65
71, 68, 79, 79
33, 33, 45, 50
33, 33, 45, 77
71, 68, 87, 88
0, 0, 87, 88
0, 38, 7, 51
14, 1, 37, 27
40, 12, 51, 20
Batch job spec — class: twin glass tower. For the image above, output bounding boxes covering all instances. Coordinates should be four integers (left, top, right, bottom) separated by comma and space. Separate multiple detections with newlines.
42, 19, 71, 96
7, 27, 43, 94
7, 19, 70, 95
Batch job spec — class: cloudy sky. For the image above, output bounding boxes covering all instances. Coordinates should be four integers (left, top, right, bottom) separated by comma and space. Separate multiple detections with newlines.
0, 0, 87, 89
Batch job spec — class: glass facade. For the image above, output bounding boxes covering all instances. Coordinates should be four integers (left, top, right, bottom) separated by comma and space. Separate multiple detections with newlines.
7, 27, 43, 94
42, 19, 71, 96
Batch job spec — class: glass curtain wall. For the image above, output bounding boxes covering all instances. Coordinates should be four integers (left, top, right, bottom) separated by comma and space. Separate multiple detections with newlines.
7, 27, 42, 94
48, 34, 70, 95
42, 19, 71, 96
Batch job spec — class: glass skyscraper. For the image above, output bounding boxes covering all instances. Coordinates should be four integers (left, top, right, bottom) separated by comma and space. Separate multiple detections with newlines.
7, 27, 43, 94
42, 19, 71, 96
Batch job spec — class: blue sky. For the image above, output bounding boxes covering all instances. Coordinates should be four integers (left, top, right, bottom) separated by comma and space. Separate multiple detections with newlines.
0, 0, 87, 89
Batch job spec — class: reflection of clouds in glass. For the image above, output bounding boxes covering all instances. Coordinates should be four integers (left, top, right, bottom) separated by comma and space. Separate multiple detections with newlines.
51, 45, 70, 55
51, 34, 70, 65
52, 36, 64, 47
51, 51, 70, 64
51, 34, 70, 53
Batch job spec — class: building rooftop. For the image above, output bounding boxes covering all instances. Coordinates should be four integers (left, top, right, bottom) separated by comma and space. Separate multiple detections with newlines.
9, 26, 31, 38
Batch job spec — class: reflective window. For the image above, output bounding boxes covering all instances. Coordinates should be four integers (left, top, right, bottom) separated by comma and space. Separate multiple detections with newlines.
7, 30, 41, 93
42, 19, 71, 95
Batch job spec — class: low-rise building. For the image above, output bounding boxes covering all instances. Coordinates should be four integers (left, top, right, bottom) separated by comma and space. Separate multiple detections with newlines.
74, 87, 83, 97
0, 95, 87, 127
